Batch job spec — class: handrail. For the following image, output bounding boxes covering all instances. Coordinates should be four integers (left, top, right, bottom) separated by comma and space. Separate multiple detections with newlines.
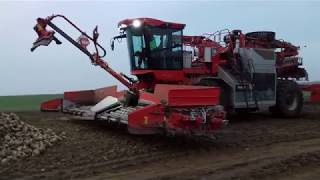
48, 14, 106, 58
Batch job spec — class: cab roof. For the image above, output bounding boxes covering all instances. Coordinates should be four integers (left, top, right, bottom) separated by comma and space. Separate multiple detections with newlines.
118, 17, 185, 29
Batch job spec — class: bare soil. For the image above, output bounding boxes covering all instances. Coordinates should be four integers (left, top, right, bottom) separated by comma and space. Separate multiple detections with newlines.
0, 105, 319, 180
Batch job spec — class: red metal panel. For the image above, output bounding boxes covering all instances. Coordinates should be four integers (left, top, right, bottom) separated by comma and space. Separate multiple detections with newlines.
168, 88, 220, 106
154, 84, 197, 101
64, 90, 95, 105
301, 83, 320, 103
154, 84, 220, 106
64, 86, 120, 105
131, 70, 185, 82
312, 92, 320, 103
40, 98, 62, 111
93, 86, 117, 103
139, 91, 161, 104
128, 104, 164, 134
310, 84, 320, 103
41, 86, 119, 110
152, 71, 185, 82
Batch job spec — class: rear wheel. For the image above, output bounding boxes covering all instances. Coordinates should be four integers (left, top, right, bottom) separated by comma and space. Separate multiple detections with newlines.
270, 80, 303, 117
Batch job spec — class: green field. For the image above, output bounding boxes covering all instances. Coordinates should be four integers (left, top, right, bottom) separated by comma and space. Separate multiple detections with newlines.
0, 94, 62, 112
0, 92, 317, 112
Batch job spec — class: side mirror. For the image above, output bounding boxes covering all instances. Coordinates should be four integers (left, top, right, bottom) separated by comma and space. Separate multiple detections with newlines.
110, 34, 126, 51
111, 39, 115, 51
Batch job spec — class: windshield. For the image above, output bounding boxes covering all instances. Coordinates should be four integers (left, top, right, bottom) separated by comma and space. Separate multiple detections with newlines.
126, 26, 183, 70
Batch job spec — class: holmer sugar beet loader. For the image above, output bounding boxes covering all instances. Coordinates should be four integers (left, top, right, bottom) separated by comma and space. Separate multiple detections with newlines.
31, 15, 320, 137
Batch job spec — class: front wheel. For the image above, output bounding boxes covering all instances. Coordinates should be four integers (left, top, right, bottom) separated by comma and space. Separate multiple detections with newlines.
270, 80, 303, 117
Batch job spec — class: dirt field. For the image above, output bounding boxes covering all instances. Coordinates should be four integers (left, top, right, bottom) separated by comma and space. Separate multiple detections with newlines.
0, 105, 319, 180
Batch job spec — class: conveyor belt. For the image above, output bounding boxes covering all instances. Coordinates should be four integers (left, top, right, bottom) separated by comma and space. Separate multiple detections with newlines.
97, 105, 140, 124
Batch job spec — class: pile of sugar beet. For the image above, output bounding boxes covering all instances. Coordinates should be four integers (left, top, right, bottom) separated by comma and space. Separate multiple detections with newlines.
0, 112, 64, 164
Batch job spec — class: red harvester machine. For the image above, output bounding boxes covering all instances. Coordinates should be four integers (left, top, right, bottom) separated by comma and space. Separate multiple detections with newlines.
31, 15, 320, 137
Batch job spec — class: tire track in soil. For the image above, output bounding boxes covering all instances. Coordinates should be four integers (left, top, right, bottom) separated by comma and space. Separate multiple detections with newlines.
234, 151, 320, 180
102, 138, 320, 180
0, 105, 319, 180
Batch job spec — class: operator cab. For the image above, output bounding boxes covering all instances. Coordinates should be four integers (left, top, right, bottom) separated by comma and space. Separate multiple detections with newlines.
117, 18, 185, 72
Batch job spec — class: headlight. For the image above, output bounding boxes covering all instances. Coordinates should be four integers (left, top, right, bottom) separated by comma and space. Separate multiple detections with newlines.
132, 19, 141, 28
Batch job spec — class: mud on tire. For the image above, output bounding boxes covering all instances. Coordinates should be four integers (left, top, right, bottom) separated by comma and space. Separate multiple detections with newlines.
270, 80, 303, 117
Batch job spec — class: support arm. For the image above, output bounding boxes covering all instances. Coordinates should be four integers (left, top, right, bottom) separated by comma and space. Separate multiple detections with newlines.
31, 15, 137, 93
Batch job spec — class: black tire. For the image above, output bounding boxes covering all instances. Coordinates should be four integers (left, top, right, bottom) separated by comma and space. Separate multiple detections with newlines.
271, 80, 303, 117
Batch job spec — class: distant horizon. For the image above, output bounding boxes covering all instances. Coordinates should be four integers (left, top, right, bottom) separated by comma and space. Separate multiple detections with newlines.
1, 1, 319, 96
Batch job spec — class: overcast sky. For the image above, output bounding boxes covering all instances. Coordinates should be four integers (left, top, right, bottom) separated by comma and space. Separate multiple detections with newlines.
0, 1, 319, 95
